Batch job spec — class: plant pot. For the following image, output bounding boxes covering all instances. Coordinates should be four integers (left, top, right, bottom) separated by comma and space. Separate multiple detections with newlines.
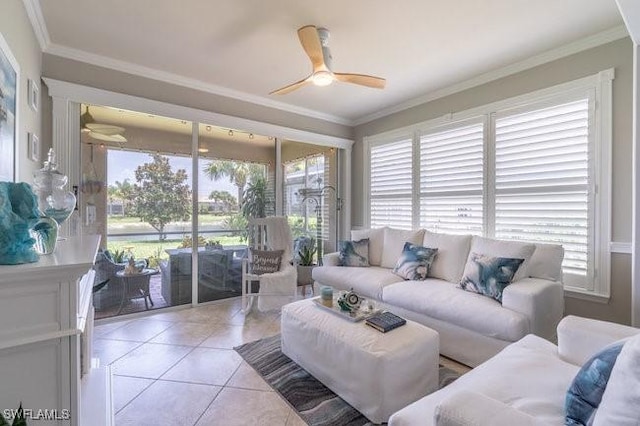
297, 265, 316, 286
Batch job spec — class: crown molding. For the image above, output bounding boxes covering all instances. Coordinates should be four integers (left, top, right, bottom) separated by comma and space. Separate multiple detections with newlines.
23, 0, 629, 130
22, 0, 49, 51
43, 77, 354, 150
22, 0, 351, 126
43, 42, 352, 127
353, 25, 629, 126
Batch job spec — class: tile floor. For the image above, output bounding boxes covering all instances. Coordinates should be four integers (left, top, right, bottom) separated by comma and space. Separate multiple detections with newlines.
94, 296, 471, 426
94, 297, 306, 426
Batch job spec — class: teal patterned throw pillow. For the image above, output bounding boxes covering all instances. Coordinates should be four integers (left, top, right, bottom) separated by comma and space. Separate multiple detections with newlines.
392, 242, 438, 280
458, 253, 524, 302
338, 239, 370, 267
565, 341, 625, 426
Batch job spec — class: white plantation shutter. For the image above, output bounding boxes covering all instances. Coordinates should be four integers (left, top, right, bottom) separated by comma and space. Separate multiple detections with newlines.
494, 98, 591, 281
419, 122, 484, 235
369, 138, 413, 229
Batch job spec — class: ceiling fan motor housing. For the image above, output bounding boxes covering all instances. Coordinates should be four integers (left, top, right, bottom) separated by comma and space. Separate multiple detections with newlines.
317, 27, 333, 70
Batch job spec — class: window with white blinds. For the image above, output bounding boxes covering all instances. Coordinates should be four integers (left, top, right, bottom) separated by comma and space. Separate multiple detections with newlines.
369, 138, 413, 229
419, 122, 484, 235
495, 99, 591, 279
365, 71, 612, 295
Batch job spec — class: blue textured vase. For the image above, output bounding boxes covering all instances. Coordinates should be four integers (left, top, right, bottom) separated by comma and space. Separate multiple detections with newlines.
30, 216, 58, 255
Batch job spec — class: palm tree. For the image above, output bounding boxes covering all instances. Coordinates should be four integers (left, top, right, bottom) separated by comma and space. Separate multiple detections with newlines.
108, 179, 134, 215
204, 160, 264, 209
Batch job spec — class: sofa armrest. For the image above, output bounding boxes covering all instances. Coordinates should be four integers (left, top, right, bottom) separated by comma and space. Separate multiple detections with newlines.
322, 252, 340, 266
434, 390, 547, 426
557, 315, 640, 366
501, 278, 564, 340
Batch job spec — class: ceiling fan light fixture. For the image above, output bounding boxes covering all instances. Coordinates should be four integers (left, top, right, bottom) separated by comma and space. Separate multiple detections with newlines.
311, 70, 334, 87
80, 106, 95, 131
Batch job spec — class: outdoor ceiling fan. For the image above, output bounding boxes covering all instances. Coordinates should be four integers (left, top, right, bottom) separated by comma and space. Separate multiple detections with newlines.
270, 25, 386, 95
80, 106, 127, 143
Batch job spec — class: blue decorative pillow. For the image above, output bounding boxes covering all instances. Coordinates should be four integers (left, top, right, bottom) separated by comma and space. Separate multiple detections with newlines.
338, 239, 370, 267
458, 253, 524, 302
392, 242, 438, 280
565, 341, 625, 426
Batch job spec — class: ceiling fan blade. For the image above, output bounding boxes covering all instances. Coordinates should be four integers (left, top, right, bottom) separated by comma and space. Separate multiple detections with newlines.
334, 73, 386, 89
88, 131, 127, 143
270, 77, 312, 95
297, 25, 325, 72
85, 123, 125, 135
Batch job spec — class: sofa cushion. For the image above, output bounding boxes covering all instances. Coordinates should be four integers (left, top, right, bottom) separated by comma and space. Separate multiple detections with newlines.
381, 228, 425, 269
382, 279, 529, 341
392, 242, 438, 280
565, 340, 625, 426
528, 243, 564, 282
422, 231, 472, 283
593, 334, 640, 426
338, 238, 370, 267
352, 228, 385, 266
389, 334, 579, 426
459, 254, 525, 303
467, 237, 535, 282
313, 266, 402, 299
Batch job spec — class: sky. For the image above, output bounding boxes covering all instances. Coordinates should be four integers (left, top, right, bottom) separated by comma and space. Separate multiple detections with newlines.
107, 150, 240, 201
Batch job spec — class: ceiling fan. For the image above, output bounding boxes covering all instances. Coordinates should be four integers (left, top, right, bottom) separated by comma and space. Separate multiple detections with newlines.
80, 106, 127, 143
270, 25, 386, 95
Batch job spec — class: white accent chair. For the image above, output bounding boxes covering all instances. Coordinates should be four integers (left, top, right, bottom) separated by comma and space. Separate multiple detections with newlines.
241, 216, 297, 313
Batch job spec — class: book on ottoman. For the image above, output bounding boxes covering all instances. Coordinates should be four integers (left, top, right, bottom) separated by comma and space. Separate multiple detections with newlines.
365, 311, 407, 333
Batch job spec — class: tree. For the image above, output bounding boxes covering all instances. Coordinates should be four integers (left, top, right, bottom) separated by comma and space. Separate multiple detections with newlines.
204, 160, 264, 209
107, 179, 134, 215
208, 190, 237, 212
131, 154, 191, 240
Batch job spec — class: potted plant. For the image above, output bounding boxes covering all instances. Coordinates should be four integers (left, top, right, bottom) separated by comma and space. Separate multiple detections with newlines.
296, 243, 317, 286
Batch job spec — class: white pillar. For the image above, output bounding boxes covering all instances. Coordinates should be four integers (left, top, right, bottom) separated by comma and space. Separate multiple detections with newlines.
275, 138, 283, 216
340, 147, 352, 240
632, 43, 640, 326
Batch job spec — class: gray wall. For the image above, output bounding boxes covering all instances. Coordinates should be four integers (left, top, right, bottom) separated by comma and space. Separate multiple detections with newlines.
42, 54, 353, 141
1, 0, 43, 182
353, 38, 634, 325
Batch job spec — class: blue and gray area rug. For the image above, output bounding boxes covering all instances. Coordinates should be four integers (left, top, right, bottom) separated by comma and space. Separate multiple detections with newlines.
235, 334, 460, 426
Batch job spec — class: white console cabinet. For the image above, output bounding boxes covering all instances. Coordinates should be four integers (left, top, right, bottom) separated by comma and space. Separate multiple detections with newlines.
0, 236, 111, 425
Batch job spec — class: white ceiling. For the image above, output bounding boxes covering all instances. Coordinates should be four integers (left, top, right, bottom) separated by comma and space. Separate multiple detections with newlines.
35, 0, 623, 124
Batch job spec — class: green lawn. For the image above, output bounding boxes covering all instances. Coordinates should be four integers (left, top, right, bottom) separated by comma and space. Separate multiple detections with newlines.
105, 213, 319, 265
108, 214, 230, 226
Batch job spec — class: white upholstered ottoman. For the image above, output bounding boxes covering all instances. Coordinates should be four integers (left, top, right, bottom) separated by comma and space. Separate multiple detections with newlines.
281, 298, 440, 423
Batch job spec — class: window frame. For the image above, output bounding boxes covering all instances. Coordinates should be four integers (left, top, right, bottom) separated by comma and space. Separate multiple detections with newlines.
363, 69, 614, 299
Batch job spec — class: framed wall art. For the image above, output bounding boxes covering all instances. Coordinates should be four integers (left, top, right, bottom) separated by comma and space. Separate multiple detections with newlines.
0, 33, 18, 182
28, 132, 39, 162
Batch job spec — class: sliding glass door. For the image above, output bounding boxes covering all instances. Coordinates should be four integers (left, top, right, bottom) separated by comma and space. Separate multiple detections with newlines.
80, 104, 340, 319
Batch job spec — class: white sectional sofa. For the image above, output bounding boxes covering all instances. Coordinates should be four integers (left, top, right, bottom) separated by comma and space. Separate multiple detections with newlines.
312, 227, 565, 366
389, 316, 640, 426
